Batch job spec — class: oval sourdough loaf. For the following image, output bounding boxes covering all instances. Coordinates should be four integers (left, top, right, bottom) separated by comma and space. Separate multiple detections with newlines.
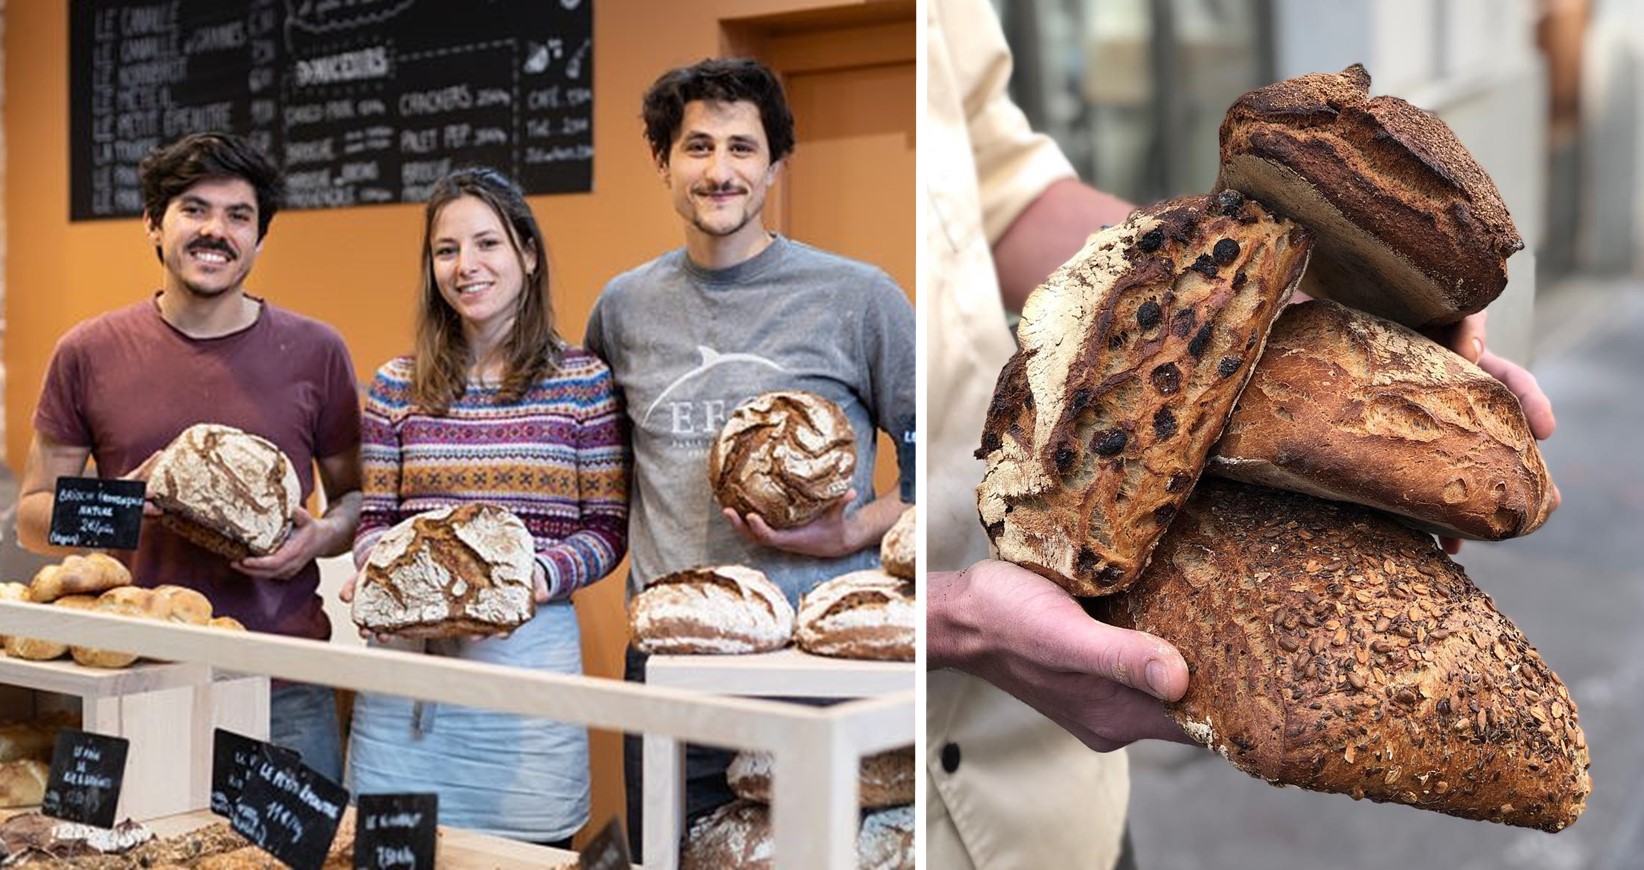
681, 800, 913, 869
353, 503, 538, 638
976, 193, 1311, 596
629, 565, 794, 654
796, 569, 915, 661
1216, 64, 1522, 328
1101, 479, 1589, 831
728, 746, 914, 808
147, 423, 301, 560
708, 391, 856, 529
1210, 300, 1556, 539
879, 506, 916, 580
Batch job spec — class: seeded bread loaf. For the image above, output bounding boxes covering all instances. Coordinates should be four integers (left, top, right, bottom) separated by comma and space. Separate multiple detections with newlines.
976, 193, 1311, 596
681, 800, 913, 870
1100, 479, 1590, 831
353, 504, 538, 639
795, 570, 915, 661
709, 391, 856, 529
147, 423, 301, 560
880, 506, 916, 580
1210, 300, 1556, 539
629, 566, 795, 655
1216, 64, 1522, 329
728, 746, 915, 808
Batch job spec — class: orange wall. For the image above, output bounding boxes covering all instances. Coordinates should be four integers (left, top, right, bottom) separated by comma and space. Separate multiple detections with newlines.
4, 0, 913, 842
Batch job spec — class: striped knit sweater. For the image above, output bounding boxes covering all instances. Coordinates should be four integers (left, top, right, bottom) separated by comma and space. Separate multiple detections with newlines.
354, 349, 629, 600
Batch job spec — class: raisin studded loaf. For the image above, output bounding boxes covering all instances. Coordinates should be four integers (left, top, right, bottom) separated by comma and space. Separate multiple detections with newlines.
1100, 479, 1589, 832
1216, 64, 1523, 329
976, 193, 1311, 596
728, 746, 915, 808
146, 423, 301, 560
709, 391, 856, 529
1210, 300, 1556, 539
629, 566, 795, 655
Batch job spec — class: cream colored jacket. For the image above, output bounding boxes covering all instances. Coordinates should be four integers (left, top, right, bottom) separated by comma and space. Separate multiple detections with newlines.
925, 0, 1129, 866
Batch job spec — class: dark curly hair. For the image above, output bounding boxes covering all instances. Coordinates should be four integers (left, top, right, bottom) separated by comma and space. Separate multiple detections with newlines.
641, 58, 795, 165
138, 132, 284, 240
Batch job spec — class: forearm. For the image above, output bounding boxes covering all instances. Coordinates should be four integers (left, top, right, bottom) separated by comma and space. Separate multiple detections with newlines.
16, 492, 68, 555
536, 516, 627, 601
992, 178, 1136, 312
310, 490, 361, 558
848, 491, 908, 555
927, 567, 986, 671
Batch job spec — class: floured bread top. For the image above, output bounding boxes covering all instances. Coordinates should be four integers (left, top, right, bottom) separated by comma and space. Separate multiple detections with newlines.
147, 423, 300, 555
353, 503, 537, 637
879, 506, 916, 579
630, 565, 795, 654
681, 800, 913, 870
709, 391, 856, 529
796, 569, 915, 659
728, 746, 916, 808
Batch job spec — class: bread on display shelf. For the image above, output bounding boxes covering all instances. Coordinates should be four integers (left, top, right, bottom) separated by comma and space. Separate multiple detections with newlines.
795, 570, 914, 662
728, 746, 914, 808
879, 505, 916, 580
629, 566, 794, 655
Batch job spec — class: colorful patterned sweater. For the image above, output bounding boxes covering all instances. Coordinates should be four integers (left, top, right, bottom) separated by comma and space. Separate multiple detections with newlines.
354, 349, 629, 600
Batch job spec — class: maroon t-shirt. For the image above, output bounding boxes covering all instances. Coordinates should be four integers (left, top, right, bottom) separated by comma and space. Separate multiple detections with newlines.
33, 296, 360, 640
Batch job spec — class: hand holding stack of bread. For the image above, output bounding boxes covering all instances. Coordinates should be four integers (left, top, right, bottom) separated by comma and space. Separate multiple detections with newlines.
975, 65, 1587, 830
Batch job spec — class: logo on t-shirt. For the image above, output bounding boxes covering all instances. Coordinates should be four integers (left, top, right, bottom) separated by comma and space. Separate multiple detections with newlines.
643, 346, 789, 448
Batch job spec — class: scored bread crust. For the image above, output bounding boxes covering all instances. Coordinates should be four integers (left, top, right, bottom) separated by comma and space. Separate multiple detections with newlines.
879, 506, 916, 580
629, 566, 795, 655
708, 391, 856, 529
1210, 300, 1556, 539
795, 569, 915, 661
1216, 64, 1522, 328
147, 423, 301, 560
1101, 479, 1590, 832
728, 746, 915, 808
976, 192, 1311, 596
682, 800, 913, 870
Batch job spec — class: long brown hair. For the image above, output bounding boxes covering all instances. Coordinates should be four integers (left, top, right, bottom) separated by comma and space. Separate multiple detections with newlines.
411, 167, 564, 414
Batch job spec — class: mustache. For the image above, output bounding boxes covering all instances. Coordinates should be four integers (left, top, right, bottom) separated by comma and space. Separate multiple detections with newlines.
693, 182, 748, 196
188, 238, 236, 258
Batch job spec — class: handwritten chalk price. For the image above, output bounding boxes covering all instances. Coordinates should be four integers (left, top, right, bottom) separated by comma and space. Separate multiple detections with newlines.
48, 476, 145, 550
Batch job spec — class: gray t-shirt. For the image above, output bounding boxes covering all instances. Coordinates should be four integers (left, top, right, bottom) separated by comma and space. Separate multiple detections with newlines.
585, 235, 915, 605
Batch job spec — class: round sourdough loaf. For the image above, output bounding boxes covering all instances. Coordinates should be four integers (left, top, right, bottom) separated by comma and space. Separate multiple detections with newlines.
708, 391, 856, 529
629, 566, 794, 655
1101, 479, 1590, 832
352, 503, 538, 638
1210, 300, 1556, 539
681, 800, 913, 869
146, 423, 300, 560
795, 570, 914, 661
728, 746, 914, 808
1216, 64, 1522, 328
879, 506, 916, 580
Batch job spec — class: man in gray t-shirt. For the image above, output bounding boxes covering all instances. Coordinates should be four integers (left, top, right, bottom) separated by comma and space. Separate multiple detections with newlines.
584, 57, 914, 849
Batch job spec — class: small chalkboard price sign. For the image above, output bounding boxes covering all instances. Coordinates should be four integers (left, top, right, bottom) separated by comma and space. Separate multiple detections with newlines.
578, 817, 632, 870
353, 793, 438, 869
210, 728, 301, 816
41, 729, 130, 829
48, 476, 145, 550
230, 745, 349, 870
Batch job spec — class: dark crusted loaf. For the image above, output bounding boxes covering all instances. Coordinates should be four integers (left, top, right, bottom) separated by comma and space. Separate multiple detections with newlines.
1216, 64, 1522, 328
975, 193, 1312, 596
1209, 300, 1556, 539
709, 390, 856, 529
1101, 479, 1590, 832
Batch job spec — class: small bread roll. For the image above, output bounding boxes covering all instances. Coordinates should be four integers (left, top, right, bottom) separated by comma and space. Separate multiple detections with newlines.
153, 585, 213, 625
708, 391, 856, 529
210, 615, 247, 632
70, 589, 157, 669
3, 595, 96, 661
0, 582, 28, 646
28, 553, 131, 603
879, 506, 916, 580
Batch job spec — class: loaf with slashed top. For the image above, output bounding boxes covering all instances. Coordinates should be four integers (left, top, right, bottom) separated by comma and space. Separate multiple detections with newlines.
629, 566, 794, 654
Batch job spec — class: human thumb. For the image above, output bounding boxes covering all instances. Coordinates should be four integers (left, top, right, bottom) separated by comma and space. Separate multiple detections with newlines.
1082, 621, 1189, 702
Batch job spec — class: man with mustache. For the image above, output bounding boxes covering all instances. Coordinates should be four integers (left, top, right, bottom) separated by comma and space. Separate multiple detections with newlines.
584, 58, 915, 850
16, 132, 362, 782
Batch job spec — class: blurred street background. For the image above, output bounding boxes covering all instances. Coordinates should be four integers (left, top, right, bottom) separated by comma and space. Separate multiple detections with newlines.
994, 0, 1644, 867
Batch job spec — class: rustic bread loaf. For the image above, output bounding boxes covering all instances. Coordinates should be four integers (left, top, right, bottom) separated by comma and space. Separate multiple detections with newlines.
728, 746, 915, 808
0, 717, 67, 765
1210, 300, 1556, 539
146, 423, 300, 560
795, 570, 915, 661
629, 566, 794, 655
353, 503, 538, 639
69, 587, 167, 669
1217, 64, 1522, 329
209, 615, 247, 632
0, 582, 26, 646
977, 193, 1311, 596
709, 391, 856, 529
27, 553, 131, 603
151, 585, 214, 625
4, 595, 98, 662
1100, 479, 1590, 831
681, 800, 913, 870
0, 759, 49, 809
125, 821, 249, 866
880, 506, 916, 580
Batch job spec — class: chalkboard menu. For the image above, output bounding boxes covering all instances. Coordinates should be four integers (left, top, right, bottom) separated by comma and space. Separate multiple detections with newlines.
70, 0, 593, 220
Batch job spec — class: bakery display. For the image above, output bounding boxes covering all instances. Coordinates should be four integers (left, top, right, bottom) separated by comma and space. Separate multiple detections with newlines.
351, 503, 538, 638
708, 391, 856, 529
1210, 300, 1556, 539
1101, 480, 1589, 831
27, 554, 130, 603
146, 423, 301, 560
0, 814, 155, 864
681, 800, 913, 869
0, 584, 26, 646
729, 746, 914, 808
0, 759, 49, 810
795, 570, 914, 662
879, 506, 916, 580
977, 193, 1311, 596
629, 566, 794, 655
1216, 64, 1522, 329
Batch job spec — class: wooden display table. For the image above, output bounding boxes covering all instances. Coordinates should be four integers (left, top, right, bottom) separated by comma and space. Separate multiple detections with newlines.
642, 649, 915, 869
0, 654, 268, 821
